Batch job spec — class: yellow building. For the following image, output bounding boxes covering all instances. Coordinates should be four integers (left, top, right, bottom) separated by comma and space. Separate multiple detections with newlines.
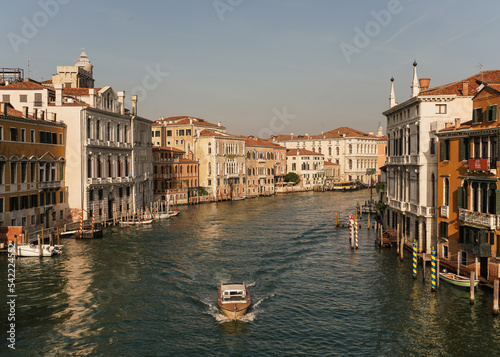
194, 129, 246, 200
244, 136, 276, 197
0, 103, 68, 230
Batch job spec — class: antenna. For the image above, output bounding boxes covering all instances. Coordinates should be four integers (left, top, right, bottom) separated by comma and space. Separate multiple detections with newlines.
474, 63, 484, 83
27, 58, 31, 78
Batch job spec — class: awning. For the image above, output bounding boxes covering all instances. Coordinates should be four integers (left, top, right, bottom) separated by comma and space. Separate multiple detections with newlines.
461, 223, 491, 231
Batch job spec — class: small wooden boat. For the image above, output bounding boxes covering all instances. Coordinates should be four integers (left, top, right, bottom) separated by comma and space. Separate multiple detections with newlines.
217, 282, 251, 319
231, 197, 245, 201
119, 219, 153, 226
439, 272, 479, 288
16, 244, 62, 257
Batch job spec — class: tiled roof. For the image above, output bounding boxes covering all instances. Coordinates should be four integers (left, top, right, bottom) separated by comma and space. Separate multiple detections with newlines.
48, 100, 89, 107
419, 70, 500, 96
0, 103, 33, 119
286, 148, 323, 156
40, 79, 53, 84
62, 88, 102, 95
243, 136, 280, 148
152, 145, 185, 153
199, 129, 241, 138
156, 116, 223, 128
269, 127, 378, 141
439, 120, 473, 132
324, 161, 339, 166
0, 79, 49, 90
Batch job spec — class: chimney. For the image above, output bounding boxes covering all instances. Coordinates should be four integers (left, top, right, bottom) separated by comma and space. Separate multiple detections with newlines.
445, 122, 452, 129
89, 88, 96, 107
54, 83, 63, 106
291, 132, 294, 139
52, 113, 57, 122
0, 102, 7, 115
462, 82, 469, 96
33, 108, 38, 120
419, 78, 430, 91
117, 90, 125, 115
22, 106, 28, 118
190, 118, 193, 125
188, 151, 193, 160
218, 121, 221, 127
455, 118, 461, 129
131, 95, 137, 116
40, 110, 45, 121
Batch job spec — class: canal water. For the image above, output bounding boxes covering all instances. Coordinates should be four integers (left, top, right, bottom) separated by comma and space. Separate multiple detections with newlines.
1, 190, 500, 356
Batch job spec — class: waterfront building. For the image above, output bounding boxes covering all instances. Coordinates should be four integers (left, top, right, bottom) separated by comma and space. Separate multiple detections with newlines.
0, 102, 69, 230
152, 116, 226, 158
285, 149, 324, 189
194, 129, 246, 201
268, 141, 287, 189
0, 52, 154, 221
152, 146, 199, 205
436, 83, 500, 279
269, 126, 382, 183
382, 63, 500, 253
243, 136, 276, 197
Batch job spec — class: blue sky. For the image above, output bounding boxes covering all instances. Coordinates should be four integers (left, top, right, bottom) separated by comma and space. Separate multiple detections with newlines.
1, 0, 499, 136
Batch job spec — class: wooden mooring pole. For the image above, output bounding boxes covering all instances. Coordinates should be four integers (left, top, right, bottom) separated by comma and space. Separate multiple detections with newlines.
494, 280, 499, 315
470, 272, 475, 305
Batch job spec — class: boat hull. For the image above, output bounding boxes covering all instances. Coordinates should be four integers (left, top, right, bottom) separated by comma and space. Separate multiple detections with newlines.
439, 273, 479, 288
119, 219, 153, 226
219, 306, 249, 319
16, 244, 62, 257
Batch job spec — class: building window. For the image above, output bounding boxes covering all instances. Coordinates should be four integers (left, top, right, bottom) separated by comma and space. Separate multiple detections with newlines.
10, 162, 17, 184
440, 139, 450, 161
436, 104, 447, 114
21, 129, 25, 142
443, 245, 449, 259
439, 221, 449, 239
487, 104, 498, 122
30, 129, 35, 143
461, 251, 467, 266
20, 94, 27, 102
10, 128, 18, 141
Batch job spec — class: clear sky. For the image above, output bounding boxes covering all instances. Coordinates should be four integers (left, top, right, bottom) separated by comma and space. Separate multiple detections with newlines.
1, 0, 499, 137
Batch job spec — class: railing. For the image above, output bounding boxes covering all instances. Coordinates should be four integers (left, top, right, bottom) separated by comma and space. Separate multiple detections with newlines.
39, 181, 61, 189
459, 208, 496, 230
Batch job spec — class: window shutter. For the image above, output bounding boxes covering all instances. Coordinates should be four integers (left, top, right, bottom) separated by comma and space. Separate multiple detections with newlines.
478, 108, 483, 122
496, 190, 500, 215
493, 105, 498, 122
457, 187, 464, 209
459, 138, 465, 160
440, 140, 445, 161
473, 108, 478, 123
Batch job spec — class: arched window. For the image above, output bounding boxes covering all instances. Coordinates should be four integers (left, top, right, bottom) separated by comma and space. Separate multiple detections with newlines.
349, 159, 352, 170
208, 162, 211, 176
489, 183, 496, 214
336, 147, 339, 155
349, 144, 352, 154
444, 178, 450, 206
208, 142, 212, 154
329, 147, 332, 155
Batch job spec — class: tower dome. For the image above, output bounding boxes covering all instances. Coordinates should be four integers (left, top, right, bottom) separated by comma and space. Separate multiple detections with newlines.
76, 50, 93, 72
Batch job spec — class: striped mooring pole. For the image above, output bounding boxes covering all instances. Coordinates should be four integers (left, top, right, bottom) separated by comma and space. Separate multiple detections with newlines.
431, 247, 437, 291
355, 217, 358, 249
413, 241, 417, 279
79, 216, 83, 235
92, 211, 95, 230
348, 213, 352, 244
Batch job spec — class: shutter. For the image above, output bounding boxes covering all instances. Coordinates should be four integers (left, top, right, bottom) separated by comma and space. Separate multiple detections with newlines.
457, 187, 464, 209
478, 108, 483, 122
496, 190, 500, 215
493, 105, 498, 122
440, 140, 445, 161
473, 108, 477, 123
479, 230, 486, 245
459, 138, 465, 160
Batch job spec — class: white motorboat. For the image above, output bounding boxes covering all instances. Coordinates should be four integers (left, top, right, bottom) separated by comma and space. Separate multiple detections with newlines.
16, 244, 62, 257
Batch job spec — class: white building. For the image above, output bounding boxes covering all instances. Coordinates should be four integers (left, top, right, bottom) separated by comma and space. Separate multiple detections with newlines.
286, 148, 324, 189
0, 52, 153, 221
270, 126, 382, 183
382, 62, 485, 253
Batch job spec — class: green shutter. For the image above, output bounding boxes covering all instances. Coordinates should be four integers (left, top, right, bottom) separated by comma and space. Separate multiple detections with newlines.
473, 108, 478, 123
459, 138, 465, 160
493, 105, 498, 122
440, 140, 445, 161
479, 108, 483, 122
439, 222, 444, 237
496, 190, 500, 215
457, 187, 464, 209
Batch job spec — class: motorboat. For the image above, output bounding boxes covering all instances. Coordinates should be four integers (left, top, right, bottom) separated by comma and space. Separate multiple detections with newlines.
439, 272, 479, 288
119, 218, 153, 226
217, 282, 251, 319
16, 244, 62, 257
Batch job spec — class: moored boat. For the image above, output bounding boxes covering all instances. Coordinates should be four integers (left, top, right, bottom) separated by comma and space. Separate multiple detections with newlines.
217, 282, 251, 319
119, 219, 153, 226
439, 272, 479, 288
16, 244, 62, 257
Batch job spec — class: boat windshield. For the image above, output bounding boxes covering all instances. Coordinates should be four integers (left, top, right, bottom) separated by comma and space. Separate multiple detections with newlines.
223, 296, 246, 302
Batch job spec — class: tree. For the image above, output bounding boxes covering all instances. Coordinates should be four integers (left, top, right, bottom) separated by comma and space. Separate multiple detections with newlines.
284, 172, 300, 185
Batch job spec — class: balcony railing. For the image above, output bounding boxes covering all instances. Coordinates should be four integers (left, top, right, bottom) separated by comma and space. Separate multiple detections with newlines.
458, 208, 496, 230
39, 180, 61, 189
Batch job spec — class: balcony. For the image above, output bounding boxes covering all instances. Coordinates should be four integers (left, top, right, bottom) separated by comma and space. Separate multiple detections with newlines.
39, 181, 61, 189
440, 205, 449, 219
462, 243, 492, 257
258, 158, 266, 163
459, 209, 496, 230
466, 158, 496, 174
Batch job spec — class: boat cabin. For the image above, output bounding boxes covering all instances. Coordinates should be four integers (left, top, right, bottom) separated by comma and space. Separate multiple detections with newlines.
220, 283, 247, 303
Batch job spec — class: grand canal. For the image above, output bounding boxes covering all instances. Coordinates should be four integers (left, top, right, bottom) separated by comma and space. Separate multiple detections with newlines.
2, 190, 500, 356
